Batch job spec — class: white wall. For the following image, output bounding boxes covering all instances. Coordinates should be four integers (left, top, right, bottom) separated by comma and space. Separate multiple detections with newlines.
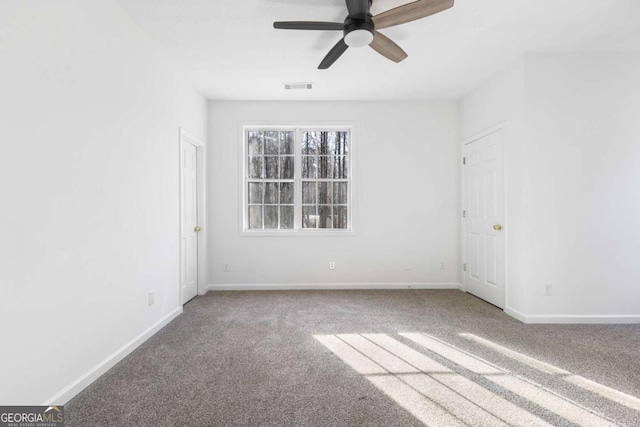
460, 53, 640, 321
523, 53, 640, 318
208, 101, 459, 288
0, 0, 206, 404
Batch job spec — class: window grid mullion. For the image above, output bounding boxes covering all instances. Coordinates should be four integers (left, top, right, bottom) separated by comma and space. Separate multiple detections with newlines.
277, 146, 281, 230
294, 128, 302, 230
260, 132, 266, 229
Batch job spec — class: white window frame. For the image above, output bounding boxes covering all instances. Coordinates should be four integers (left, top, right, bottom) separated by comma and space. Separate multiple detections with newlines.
239, 123, 355, 236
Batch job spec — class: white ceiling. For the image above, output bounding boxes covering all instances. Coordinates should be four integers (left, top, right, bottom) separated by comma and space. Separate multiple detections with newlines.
117, 0, 640, 100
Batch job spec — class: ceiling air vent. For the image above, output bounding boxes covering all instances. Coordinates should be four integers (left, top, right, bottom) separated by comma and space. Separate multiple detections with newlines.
284, 82, 313, 90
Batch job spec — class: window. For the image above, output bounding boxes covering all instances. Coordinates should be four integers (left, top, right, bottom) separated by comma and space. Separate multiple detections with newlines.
243, 126, 352, 234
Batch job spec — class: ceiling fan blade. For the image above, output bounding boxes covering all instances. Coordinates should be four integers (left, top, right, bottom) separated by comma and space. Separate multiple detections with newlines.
346, 0, 371, 17
274, 21, 344, 31
373, 0, 454, 30
318, 38, 349, 69
369, 31, 407, 63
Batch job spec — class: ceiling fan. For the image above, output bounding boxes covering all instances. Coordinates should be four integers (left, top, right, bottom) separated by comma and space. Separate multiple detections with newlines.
273, 0, 454, 69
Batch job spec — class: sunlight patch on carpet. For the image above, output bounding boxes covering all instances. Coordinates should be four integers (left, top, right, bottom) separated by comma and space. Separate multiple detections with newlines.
315, 332, 634, 426
460, 332, 640, 412
314, 334, 551, 426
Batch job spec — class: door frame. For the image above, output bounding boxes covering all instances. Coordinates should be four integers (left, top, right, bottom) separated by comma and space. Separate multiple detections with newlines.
179, 127, 207, 304
461, 122, 509, 308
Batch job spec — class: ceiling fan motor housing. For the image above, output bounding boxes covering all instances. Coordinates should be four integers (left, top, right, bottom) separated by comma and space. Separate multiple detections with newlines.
343, 15, 375, 47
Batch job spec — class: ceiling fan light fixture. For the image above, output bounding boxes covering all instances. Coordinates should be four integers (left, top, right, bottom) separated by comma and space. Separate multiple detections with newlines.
344, 29, 374, 47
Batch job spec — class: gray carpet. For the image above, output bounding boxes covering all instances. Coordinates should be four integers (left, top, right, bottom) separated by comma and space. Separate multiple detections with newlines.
66, 290, 640, 426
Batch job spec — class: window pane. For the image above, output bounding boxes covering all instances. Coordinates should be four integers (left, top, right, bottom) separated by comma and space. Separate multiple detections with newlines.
280, 156, 294, 179
318, 206, 332, 229
302, 182, 316, 204
328, 132, 339, 155
303, 206, 316, 229
334, 132, 349, 155
317, 132, 330, 155
333, 182, 348, 204
318, 156, 333, 179
318, 182, 331, 204
249, 206, 262, 229
248, 157, 263, 179
248, 182, 263, 204
248, 131, 263, 156
264, 206, 278, 229
280, 182, 293, 204
280, 131, 294, 154
264, 131, 279, 155
302, 132, 317, 155
302, 156, 317, 179
333, 156, 348, 179
280, 206, 294, 229
264, 182, 278, 204
334, 206, 348, 229
265, 156, 279, 179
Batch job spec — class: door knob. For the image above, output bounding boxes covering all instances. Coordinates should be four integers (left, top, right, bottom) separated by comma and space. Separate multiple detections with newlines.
194, 226, 201, 232
493, 224, 503, 231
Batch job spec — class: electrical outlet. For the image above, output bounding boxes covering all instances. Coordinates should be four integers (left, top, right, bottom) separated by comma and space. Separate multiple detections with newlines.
329, 261, 336, 270
544, 283, 553, 296
148, 291, 155, 307
440, 261, 446, 270
403, 263, 411, 271
223, 263, 230, 272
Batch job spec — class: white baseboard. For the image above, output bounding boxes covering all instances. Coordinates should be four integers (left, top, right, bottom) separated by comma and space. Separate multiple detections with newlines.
42, 306, 183, 405
504, 306, 528, 323
206, 283, 462, 292
505, 306, 640, 324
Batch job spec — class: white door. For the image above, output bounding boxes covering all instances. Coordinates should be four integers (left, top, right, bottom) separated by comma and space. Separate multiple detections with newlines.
180, 140, 198, 304
463, 128, 505, 308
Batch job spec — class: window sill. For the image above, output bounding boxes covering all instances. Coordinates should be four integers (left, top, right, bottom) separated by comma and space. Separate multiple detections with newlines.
240, 229, 355, 237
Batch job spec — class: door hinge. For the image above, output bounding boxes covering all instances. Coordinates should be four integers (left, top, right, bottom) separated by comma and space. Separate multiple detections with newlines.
463, 263, 467, 272
463, 157, 466, 165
